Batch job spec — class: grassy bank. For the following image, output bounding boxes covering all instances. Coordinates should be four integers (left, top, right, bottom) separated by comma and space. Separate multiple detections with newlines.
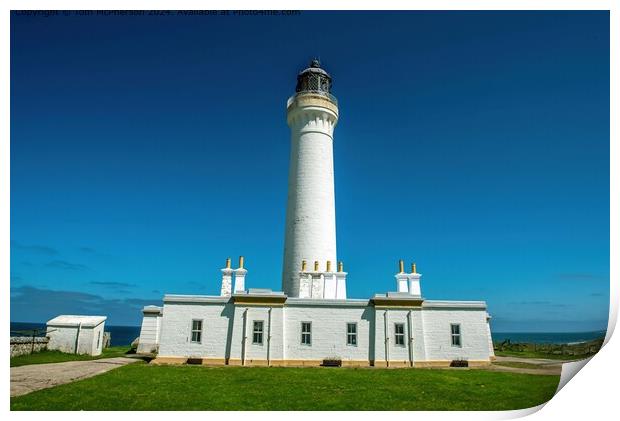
10, 346, 131, 367
494, 337, 603, 361
11, 363, 560, 411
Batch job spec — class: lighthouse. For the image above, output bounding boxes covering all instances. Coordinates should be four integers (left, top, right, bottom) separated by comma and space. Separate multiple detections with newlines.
141, 58, 495, 369
281, 59, 345, 298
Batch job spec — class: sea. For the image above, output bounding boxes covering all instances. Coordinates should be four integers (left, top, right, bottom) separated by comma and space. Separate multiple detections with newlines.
11, 321, 607, 346
492, 330, 606, 344
11, 322, 141, 347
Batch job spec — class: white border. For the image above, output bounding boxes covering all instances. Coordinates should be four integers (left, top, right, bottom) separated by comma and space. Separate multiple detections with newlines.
2, 1, 617, 420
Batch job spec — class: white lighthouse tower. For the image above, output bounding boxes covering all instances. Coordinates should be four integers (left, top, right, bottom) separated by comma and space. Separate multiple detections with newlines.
281, 59, 346, 299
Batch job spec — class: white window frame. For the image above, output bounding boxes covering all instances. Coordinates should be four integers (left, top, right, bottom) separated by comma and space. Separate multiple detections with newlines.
394, 323, 405, 347
451, 323, 462, 347
190, 319, 203, 344
252, 320, 264, 345
301, 321, 312, 346
346, 322, 357, 346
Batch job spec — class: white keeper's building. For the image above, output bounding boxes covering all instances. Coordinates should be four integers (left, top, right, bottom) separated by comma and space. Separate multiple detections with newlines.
138, 60, 495, 368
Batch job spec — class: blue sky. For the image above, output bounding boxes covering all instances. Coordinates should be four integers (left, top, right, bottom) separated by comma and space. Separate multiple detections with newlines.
10, 11, 609, 330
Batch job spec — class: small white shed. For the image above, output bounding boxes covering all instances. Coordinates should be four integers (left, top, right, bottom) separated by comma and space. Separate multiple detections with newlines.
46, 315, 107, 356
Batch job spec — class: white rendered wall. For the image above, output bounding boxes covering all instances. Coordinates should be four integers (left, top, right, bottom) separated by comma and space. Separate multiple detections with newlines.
373, 309, 425, 365
228, 306, 285, 363
283, 303, 372, 362
157, 302, 231, 359
47, 324, 101, 355
282, 96, 339, 297
154, 299, 492, 364
138, 313, 161, 353
421, 307, 492, 361
90, 323, 104, 356
76, 327, 94, 355
486, 315, 495, 358
47, 325, 79, 354
157, 301, 285, 363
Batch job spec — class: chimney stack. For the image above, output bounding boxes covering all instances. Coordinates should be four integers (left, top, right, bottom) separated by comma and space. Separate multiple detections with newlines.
408, 262, 422, 297
220, 257, 233, 297
334, 260, 347, 299
396, 259, 408, 293
234, 256, 247, 293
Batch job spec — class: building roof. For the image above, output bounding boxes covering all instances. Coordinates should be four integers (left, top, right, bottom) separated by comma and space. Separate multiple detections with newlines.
142, 305, 163, 315
46, 315, 107, 328
422, 300, 487, 310
162, 292, 487, 309
164, 294, 230, 304
286, 297, 370, 307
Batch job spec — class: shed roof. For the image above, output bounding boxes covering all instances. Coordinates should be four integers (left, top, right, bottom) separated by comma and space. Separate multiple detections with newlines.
46, 315, 107, 328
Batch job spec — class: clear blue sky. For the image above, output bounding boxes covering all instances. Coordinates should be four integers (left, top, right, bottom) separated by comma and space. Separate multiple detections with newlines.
10, 11, 609, 331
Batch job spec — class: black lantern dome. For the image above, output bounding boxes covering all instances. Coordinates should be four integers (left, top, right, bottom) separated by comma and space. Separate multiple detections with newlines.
295, 58, 332, 95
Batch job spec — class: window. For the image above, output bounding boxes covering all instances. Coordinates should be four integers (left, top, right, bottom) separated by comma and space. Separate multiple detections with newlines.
451, 324, 461, 347
346, 323, 357, 346
301, 322, 312, 345
97, 331, 101, 349
191, 319, 203, 343
253, 321, 264, 345
394, 323, 405, 346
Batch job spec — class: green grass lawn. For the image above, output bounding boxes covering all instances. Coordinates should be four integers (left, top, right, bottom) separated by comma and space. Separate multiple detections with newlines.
11, 363, 560, 411
10, 346, 131, 367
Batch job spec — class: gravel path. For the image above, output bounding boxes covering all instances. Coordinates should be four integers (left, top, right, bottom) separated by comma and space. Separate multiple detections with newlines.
488, 356, 564, 376
11, 357, 139, 397
495, 356, 572, 365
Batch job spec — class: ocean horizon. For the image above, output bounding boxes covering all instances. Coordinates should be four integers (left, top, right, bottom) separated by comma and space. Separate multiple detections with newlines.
10, 321, 607, 347
491, 330, 606, 344
11, 322, 140, 347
